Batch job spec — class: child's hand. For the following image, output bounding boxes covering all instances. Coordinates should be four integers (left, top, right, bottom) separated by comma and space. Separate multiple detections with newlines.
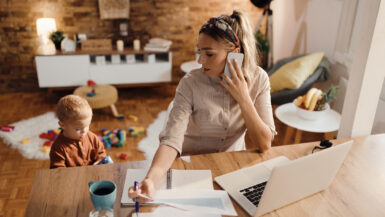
128, 178, 155, 203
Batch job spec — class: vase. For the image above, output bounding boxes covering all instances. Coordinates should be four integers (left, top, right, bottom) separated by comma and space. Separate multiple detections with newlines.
61, 37, 76, 52
53, 41, 62, 50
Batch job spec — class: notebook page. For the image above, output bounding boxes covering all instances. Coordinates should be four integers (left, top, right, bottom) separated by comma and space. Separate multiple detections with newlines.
121, 168, 167, 205
170, 169, 213, 190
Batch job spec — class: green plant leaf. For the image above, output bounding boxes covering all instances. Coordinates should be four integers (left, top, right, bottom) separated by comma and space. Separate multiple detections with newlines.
255, 30, 269, 53
49, 30, 65, 43
322, 85, 339, 103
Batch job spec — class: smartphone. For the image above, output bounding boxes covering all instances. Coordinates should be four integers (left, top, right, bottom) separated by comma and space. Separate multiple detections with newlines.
224, 52, 244, 78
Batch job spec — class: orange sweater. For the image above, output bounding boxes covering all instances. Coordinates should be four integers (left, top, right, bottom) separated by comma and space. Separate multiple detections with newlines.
49, 131, 106, 168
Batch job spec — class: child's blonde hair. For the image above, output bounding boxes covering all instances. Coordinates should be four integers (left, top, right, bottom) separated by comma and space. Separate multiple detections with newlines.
199, 9, 258, 86
57, 95, 92, 121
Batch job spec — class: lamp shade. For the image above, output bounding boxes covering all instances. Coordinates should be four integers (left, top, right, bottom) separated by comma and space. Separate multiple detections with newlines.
36, 18, 57, 44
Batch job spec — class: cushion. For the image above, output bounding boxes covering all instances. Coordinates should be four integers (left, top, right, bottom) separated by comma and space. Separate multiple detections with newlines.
269, 52, 324, 93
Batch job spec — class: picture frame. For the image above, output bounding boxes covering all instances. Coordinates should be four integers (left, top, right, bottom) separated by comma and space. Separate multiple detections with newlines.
98, 0, 130, 19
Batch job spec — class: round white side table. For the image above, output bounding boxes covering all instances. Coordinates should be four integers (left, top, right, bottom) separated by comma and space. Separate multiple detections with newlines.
180, 60, 201, 74
275, 103, 341, 144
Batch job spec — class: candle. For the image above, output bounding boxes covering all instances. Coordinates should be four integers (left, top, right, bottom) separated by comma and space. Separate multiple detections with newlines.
117, 40, 124, 51
133, 39, 140, 51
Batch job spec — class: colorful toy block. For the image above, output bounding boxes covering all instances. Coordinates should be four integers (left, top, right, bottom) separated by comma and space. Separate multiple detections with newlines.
39, 128, 61, 154
41, 146, 51, 153
129, 126, 145, 137
119, 153, 128, 160
87, 80, 97, 96
100, 128, 127, 148
43, 141, 52, 147
21, 138, 30, 144
86, 92, 95, 97
0, 126, 14, 132
127, 115, 138, 122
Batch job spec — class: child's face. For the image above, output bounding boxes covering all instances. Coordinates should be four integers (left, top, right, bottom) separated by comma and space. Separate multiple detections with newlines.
196, 33, 228, 77
59, 115, 92, 140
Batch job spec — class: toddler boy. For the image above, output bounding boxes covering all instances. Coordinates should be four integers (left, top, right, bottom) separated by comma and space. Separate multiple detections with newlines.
50, 94, 106, 168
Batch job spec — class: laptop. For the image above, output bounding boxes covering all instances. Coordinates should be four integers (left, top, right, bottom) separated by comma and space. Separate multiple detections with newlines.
214, 140, 353, 216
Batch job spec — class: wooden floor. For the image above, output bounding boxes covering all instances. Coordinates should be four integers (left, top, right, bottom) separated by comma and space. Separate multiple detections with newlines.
0, 85, 325, 217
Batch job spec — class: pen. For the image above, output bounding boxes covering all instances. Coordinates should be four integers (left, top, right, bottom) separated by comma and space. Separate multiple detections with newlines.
134, 181, 139, 217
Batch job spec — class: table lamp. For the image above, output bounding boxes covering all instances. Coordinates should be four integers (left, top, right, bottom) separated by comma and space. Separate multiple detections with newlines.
36, 18, 57, 54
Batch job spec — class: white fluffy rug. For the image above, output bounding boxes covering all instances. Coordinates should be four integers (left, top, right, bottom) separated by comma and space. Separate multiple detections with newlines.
138, 110, 190, 162
137, 111, 168, 160
0, 112, 59, 160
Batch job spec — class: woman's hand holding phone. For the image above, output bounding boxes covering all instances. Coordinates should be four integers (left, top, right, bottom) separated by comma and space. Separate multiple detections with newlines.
224, 52, 244, 78
220, 53, 252, 105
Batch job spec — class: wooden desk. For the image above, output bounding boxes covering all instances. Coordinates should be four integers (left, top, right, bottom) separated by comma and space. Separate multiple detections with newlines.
26, 134, 385, 217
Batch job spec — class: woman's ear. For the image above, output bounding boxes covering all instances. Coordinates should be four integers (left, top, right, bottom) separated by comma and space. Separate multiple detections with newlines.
232, 47, 241, 53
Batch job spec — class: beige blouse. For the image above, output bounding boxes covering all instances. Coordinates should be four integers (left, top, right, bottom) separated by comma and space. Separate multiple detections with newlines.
159, 67, 276, 156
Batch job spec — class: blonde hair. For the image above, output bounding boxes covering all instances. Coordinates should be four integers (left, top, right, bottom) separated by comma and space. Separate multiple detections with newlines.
57, 95, 92, 121
199, 9, 258, 86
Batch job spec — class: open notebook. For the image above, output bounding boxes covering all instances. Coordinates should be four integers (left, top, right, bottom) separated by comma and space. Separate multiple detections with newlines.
121, 169, 213, 205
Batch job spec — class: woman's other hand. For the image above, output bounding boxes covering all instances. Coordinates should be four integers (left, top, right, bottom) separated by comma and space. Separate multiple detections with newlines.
220, 59, 252, 105
128, 178, 155, 203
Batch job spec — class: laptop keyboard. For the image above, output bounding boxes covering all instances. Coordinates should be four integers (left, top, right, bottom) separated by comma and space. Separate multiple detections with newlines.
240, 181, 267, 207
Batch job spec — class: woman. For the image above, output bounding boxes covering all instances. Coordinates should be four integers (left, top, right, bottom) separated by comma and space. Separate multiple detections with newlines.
129, 9, 276, 201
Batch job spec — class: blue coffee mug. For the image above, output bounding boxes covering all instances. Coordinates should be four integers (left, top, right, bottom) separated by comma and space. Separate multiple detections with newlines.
88, 180, 117, 210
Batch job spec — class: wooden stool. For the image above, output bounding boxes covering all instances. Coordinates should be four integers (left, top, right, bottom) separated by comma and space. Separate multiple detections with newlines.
74, 84, 121, 117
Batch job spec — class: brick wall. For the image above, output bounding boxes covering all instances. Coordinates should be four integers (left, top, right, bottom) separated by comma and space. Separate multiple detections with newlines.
0, 0, 262, 93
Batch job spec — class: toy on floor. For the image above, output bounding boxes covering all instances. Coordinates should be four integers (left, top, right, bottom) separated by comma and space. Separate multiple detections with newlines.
127, 114, 138, 122
1, 125, 14, 132
21, 138, 30, 144
119, 153, 128, 160
97, 155, 114, 165
39, 128, 61, 153
41, 146, 51, 153
87, 80, 97, 97
101, 128, 127, 149
39, 128, 61, 141
129, 126, 145, 137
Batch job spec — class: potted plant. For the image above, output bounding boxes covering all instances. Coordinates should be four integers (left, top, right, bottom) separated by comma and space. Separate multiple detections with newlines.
255, 30, 270, 69
49, 30, 65, 50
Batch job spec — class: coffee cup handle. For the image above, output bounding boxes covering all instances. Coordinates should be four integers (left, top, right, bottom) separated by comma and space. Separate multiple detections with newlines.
88, 181, 95, 188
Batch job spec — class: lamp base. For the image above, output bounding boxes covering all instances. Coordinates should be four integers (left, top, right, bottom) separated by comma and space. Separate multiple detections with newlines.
37, 43, 56, 55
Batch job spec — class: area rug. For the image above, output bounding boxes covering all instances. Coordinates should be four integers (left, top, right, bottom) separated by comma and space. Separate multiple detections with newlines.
137, 111, 168, 160
137, 110, 190, 162
0, 112, 59, 160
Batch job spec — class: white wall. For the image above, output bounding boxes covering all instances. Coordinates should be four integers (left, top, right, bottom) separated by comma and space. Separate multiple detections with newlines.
372, 82, 385, 134
271, 0, 343, 62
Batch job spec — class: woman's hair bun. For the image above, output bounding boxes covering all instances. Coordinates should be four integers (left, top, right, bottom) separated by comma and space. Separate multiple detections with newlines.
230, 10, 241, 22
